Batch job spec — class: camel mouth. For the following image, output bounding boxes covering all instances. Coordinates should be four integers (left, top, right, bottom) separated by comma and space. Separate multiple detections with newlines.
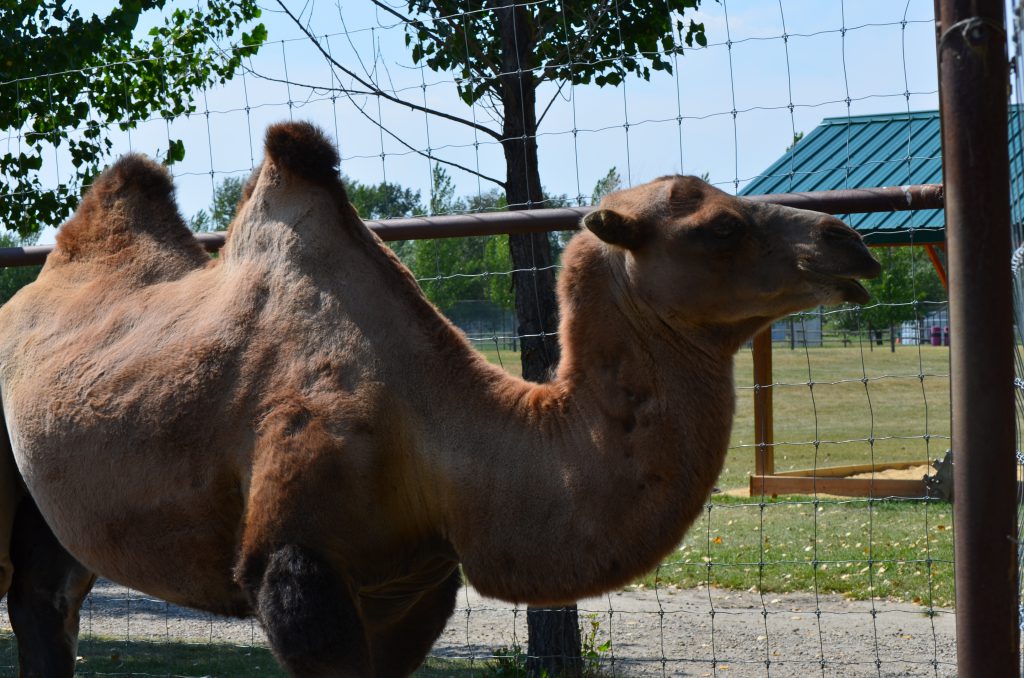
832, 275, 871, 304
799, 264, 874, 305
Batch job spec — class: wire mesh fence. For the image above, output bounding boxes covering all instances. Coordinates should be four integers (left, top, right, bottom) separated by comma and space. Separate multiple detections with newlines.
0, 0, 971, 676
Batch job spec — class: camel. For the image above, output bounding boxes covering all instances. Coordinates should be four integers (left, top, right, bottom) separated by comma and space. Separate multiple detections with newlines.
0, 121, 879, 676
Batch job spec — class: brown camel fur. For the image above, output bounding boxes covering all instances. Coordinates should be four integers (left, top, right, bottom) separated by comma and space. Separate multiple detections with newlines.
0, 121, 879, 676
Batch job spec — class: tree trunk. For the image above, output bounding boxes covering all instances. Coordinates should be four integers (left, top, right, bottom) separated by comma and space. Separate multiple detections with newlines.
525, 607, 583, 678
494, 4, 579, 677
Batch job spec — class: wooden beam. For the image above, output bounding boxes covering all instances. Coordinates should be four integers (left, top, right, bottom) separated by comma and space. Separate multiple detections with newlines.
749, 474, 927, 498
772, 460, 931, 478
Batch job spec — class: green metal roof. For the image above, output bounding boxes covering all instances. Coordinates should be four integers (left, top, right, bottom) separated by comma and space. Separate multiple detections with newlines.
740, 110, 949, 246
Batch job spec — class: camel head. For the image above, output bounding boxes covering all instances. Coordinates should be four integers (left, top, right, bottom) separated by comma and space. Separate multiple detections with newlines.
580, 175, 881, 343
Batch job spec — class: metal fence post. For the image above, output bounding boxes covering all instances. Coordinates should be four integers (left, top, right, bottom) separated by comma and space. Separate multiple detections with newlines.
936, 1, 1020, 674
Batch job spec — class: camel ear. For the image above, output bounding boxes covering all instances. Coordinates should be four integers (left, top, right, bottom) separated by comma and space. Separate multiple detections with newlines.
583, 209, 649, 249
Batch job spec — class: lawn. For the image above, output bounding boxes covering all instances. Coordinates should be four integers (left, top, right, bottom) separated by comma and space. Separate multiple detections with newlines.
636, 495, 954, 608
476, 339, 952, 492
0, 633, 494, 677
726, 343, 950, 489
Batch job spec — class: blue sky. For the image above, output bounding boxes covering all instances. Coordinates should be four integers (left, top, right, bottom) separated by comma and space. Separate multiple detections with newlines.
24, 1, 955, 241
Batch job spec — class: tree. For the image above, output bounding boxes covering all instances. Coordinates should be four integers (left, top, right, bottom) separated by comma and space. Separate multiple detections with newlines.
404, 167, 515, 313
0, 232, 40, 305
346, 177, 423, 221
835, 246, 947, 347
591, 166, 623, 204
190, 176, 246, 232
0, 2, 266, 237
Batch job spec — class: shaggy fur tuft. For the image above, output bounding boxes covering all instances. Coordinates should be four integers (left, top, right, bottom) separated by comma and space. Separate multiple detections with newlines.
52, 154, 206, 269
97, 154, 177, 201
263, 122, 341, 187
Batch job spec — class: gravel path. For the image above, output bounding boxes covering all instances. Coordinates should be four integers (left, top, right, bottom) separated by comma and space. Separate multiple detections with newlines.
3, 580, 955, 677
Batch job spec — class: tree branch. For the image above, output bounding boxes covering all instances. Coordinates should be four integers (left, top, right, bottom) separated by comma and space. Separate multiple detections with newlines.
274, 0, 502, 141
242, 65, 504, 188
535, 79, 567, 127
331, 69, 506, 189
374, 1, 503, 96
432, 2, 503, 79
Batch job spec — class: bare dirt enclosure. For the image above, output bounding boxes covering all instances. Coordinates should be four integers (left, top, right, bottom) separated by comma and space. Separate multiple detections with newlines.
1, 580, 954, 677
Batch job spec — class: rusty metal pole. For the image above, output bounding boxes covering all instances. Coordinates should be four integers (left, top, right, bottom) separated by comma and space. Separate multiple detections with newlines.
936, 1, 1019, 675
0, 185, 944, 267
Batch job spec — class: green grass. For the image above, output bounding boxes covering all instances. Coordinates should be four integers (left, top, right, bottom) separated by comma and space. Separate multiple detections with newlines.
473, 345, 522, 377
727, 344, 950, 489
473, 342, 952, 490
636, 495, 954, 608
0, 633, 486, 677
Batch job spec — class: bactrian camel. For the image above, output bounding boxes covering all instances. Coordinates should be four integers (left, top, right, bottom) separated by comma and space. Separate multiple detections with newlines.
0, 121, 879, 676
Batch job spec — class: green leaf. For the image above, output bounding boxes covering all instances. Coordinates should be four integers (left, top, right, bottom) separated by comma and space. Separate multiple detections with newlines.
166, 138, 185, 164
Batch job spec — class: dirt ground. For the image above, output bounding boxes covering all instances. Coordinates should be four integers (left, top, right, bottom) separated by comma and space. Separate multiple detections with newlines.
2, 579, 956, 677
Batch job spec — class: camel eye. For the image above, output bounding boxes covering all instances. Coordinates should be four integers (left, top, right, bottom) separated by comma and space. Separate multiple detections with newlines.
708, 216, 744, 241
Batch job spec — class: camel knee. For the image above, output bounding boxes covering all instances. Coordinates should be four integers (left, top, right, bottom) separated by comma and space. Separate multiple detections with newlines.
241, 544, 372, 676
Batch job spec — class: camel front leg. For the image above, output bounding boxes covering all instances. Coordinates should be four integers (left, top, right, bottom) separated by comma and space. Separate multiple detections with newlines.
8, 495, 97, 678
0, 456, 16, 598
0, 416, 21, 598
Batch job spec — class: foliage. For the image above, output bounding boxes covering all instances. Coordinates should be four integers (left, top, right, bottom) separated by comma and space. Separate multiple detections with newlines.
0, 232, 40, 304
404, 0, 707, 106
211, 176, 246, 228
404, 167, 514, 312
590, 166, 623, 205
0, 1, 266, 237
835, 247, 946, 332
346, 175, 424, 221
580, 614, 612, 676
487, 644, 532, 677
190, 175, 246, 232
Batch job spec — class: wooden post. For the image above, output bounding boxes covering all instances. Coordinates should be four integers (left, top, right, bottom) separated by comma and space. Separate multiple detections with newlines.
752, 328, 774, 478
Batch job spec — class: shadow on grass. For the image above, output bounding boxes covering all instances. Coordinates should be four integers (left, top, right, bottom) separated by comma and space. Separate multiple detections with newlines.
0, 632, 491, 677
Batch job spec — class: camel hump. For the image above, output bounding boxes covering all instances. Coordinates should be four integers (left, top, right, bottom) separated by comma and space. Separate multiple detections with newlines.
264, 121, 341, 188
50, 154, 207, 274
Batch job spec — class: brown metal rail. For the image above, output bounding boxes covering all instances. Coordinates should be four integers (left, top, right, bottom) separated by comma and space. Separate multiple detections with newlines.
936, 1, 1019, 675
0, 184, 944, 268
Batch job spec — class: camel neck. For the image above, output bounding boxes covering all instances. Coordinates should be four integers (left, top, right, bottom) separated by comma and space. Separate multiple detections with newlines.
445, 240, 737, 604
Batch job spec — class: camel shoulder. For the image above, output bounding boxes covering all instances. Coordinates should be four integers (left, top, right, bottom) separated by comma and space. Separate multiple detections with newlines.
48, 154, 208, 280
